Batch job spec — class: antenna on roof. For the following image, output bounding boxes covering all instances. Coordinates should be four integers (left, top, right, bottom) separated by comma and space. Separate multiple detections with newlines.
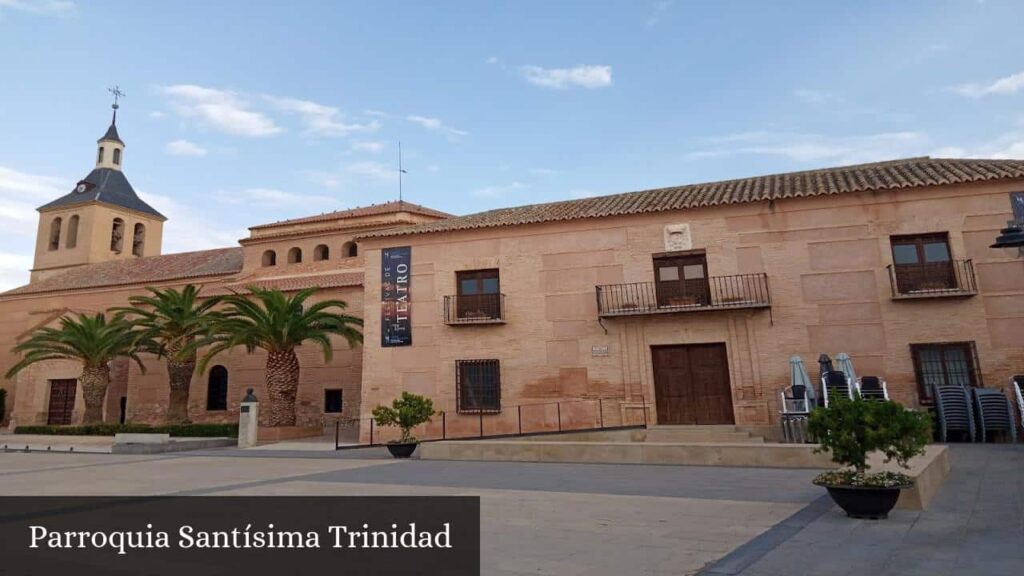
398, 141, 408, 203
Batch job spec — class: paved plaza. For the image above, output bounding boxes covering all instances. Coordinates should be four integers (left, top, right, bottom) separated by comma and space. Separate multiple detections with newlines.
0, 443, 1021, 575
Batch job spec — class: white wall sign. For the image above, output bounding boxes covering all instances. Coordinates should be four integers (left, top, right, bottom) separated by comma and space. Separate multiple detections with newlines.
664, 223, 692, 252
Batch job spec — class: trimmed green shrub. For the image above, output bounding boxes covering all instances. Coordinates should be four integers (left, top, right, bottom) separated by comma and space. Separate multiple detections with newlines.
372, 392, 435, 444
808, 394, 931, 487
14, 423, 238, 438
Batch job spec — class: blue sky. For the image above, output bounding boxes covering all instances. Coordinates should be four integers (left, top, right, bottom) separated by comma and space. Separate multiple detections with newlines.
1, 0, 1023, 289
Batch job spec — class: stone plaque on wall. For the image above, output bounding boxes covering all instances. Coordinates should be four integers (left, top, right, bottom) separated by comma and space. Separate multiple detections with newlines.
664, 224, 692, 252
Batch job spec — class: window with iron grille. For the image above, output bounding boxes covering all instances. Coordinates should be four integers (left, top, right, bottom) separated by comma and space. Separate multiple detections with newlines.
324, 389, 343, 413
456, 359, 501, 413
910, 341, 982, 404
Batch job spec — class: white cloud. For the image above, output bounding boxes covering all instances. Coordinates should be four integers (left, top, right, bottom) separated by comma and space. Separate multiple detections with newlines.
645, 1, 672, 29
165, 139, 207, 157
686, 131, 930, 165
213, 187, 336, 208
149, 111, 166, 119
0, 0, 74, 16
473, 181, 526, 198
955, 71, 1024, 98
268, 97, 380, 137
426, 165, 440, 173
793, 89, 842, 105
346, 161, 397, 181
0, 251, 32, 291
139, 191, 247, 253
351, 141, 386, 153
520, 65, 613, 89
568, 188, 596, 199
529, 168, 559, 176
159, 84, 282, 137
931, 146, 967, 158
406, 115, 468, 137
0, 166, 69, 238
485, 56, 499, 65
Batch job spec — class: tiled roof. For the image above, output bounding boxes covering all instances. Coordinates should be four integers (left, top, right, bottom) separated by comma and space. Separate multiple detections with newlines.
205, 272, 364, 295
249, 200, 451, 231
99, 122, 123, 144
38, 168, 166, 219
238, 219, 423, 244
1, 248, 243, 297
358, 157, 1024, 239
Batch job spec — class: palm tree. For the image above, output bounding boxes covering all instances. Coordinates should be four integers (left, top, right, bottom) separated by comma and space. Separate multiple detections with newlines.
113, 285, 221, 424
199, 287, 363, 427
6, 313, 148, 424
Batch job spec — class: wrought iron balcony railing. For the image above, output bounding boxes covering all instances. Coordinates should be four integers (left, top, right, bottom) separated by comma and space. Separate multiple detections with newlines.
596, 273, 771, 317
886, 259, 977, 299
443, 293, 506, 325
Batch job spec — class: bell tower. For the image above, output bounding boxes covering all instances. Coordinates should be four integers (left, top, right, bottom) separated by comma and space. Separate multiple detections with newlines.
30, 88, 167, 282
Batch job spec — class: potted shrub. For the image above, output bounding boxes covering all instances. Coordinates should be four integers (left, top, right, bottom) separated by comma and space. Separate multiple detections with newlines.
372, 392, 436, 458
807, 394, 931, 519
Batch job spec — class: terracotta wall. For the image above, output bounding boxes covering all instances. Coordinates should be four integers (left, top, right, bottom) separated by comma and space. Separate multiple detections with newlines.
0, 280, 364, 429
358, 180, 1024, 438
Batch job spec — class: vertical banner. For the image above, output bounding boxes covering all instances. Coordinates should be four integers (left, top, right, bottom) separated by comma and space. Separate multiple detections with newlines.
381, 246, 412, 347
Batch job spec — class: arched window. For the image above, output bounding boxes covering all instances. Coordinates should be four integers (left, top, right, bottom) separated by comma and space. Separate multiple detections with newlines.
206, 365, 228, 411
262, 250, 277, 267
313, 244, 329, 261
65, 215, 79, 249
113, 148, 121, 165
110, 218, 125, 252
342, 241, 358, 258
287, 247, 302, 264
97, 147, 105, 164
131, 223, 146, 256
48, 217, 62, 251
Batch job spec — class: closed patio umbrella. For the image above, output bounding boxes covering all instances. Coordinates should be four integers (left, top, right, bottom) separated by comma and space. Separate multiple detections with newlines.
835, 352, 857, 386
789, 355, 816, 406
817, 353, 834, 382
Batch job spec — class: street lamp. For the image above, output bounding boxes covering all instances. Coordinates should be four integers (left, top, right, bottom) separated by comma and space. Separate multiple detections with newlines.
990, 220, 1024, 249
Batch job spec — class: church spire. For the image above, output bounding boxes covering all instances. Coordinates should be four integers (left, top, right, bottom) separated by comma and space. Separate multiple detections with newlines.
96, 86, 126, 169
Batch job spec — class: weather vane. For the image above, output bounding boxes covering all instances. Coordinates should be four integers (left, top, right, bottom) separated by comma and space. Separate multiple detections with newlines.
108, 85, 125, 109
108, 86, 125, 124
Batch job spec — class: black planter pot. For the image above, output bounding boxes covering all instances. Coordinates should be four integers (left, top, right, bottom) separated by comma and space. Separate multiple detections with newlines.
386, 443, 418, 459
822, 485, 906, 519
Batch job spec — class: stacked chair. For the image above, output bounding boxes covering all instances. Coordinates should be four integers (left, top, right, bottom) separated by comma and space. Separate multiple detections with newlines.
973, 388, 1018, 443
1014, 376, 1024, 430
856, 376, 890, 401
821, 370, 853, 407
779, 383, 814, 443
932, 383, 976, 443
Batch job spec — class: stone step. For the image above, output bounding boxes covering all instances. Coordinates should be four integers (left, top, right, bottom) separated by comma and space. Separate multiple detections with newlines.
644, 426, 766, 444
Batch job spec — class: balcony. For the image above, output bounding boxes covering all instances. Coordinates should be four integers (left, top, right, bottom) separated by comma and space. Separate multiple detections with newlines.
443, 293, 506, 325
596, 273, 771, 317
886, 259, 977, 300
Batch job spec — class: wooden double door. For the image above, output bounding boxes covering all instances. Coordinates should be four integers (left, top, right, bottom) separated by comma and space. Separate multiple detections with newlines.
652, 344, 734, 425
47, 379, 77, 425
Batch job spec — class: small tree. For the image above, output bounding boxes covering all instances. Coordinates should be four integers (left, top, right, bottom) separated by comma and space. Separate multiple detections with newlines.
372, 392, 435, 444
808, 394, 931, 486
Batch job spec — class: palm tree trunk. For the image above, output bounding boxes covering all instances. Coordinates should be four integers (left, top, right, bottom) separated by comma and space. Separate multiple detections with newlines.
166, 358, 195, 424
165, 338, 195, 424
80, 365, 110, 424
265, 349, 300, 427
